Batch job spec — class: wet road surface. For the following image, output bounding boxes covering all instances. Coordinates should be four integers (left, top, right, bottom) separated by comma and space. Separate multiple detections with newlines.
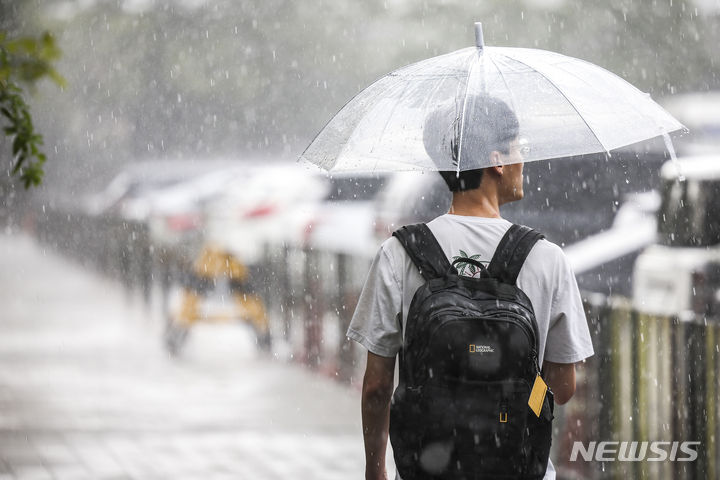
0, 233, 370, 479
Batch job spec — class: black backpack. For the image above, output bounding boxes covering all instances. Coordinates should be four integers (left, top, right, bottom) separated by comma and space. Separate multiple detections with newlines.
389, 223, 554, 480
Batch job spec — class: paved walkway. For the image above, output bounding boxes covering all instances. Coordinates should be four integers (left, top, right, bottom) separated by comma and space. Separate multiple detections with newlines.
0, 233, 375, 479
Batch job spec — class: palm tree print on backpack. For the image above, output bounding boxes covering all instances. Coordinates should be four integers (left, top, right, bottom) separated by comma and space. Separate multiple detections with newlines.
452, 250, 488, 278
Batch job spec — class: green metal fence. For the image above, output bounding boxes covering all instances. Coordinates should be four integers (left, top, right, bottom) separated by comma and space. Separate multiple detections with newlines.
555, 298, 718, 479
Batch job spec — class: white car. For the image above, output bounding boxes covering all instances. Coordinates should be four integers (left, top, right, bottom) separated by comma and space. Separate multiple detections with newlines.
202, 164, 389, 263
202, 164, 329, 265
633, 155, 720, 317
139, 166, 255, 252
82, 160, 214, 218
301, 173, 388, 257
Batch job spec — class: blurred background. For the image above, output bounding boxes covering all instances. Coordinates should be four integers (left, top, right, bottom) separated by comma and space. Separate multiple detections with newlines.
1, 0, 720, 478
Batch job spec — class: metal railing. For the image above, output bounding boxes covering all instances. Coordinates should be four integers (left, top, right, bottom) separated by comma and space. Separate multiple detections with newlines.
560, 298, 719, 480
33, 205, 155, 305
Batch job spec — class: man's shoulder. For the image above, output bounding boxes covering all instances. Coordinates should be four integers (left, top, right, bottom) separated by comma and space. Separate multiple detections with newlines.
531, 237, 565, 258
379, 233, 404, 255
376, 234, 407, 271
521, 237, 570, 285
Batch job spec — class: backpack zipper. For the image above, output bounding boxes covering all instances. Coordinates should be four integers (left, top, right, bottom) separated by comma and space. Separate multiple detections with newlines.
499, 398, 509, 423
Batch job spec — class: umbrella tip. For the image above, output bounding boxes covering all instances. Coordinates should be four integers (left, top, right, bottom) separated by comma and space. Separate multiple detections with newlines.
474, 22, 484, 49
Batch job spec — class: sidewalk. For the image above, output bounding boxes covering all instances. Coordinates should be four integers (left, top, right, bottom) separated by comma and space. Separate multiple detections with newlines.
0, 233, 368, 479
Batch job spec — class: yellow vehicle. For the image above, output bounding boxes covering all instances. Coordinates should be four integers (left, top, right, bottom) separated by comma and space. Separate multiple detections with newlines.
164, 245, 270, 355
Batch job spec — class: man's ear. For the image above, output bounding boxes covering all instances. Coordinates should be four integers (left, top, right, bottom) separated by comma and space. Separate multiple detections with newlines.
488, 150, 504, 176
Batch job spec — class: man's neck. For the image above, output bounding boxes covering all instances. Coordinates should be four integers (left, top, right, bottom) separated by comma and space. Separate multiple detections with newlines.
448, 189, 502, 218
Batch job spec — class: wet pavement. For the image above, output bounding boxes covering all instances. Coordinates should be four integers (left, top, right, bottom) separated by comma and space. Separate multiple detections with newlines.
0, 233, 370, 479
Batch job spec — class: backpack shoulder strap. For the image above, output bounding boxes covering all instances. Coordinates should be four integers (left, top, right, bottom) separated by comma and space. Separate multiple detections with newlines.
392, 223, 455, 281
486, 224, 545, 285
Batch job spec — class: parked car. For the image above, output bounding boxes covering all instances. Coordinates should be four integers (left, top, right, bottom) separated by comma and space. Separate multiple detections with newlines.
202, 164, 330, 264
129, 165, 256, 262
82, 160, 231, 219
301, 172, 388, 257
633, 155, 720, 317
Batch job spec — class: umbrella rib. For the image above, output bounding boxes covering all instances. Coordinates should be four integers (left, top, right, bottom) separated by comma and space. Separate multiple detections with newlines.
373, 68, 452, 172
487, 53, 520, 126
548, 60, 680, 148
503, 55, 609, 153
457, 50, 479, 174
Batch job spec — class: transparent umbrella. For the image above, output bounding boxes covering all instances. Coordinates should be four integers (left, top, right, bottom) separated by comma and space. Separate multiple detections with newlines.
301, 23, 684, 174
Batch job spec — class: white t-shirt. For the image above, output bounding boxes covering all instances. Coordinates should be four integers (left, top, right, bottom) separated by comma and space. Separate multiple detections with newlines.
347, 214, 595, 480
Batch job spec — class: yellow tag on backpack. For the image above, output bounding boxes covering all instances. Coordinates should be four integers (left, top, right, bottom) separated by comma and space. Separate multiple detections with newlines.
528, 374, 548, 417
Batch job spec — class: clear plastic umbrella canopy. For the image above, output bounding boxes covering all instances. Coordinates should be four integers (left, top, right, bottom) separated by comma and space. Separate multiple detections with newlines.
301, 23, 684, 173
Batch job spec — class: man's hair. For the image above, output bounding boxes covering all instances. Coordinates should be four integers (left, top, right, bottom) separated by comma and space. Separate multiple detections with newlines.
423, 94, 519, 192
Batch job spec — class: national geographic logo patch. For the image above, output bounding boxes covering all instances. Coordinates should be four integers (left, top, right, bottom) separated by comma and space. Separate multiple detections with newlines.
469, 344, 495, 353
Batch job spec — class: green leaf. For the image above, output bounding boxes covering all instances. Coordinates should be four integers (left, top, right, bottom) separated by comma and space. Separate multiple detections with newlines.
48, 68, 67, 88
1, 31, 64, 189
12, 135, 24, 155
7, 37, 38, 55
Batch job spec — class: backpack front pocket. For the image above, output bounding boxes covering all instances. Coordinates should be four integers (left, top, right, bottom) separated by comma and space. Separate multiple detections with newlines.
391, 379, 533, 479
